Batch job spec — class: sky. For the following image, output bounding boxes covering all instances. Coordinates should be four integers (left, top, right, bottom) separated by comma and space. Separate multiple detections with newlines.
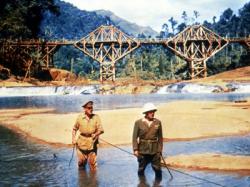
62, 0, 249, 32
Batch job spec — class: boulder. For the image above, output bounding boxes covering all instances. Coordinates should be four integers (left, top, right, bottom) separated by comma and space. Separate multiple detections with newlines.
0, 65, 11, 80
48, 68, 77, 81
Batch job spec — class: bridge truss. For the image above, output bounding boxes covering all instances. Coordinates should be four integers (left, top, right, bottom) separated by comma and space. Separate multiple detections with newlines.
166, 25, 228, 79
0, 40, 73, 79
0, 24, 249, 82
74, 25, 140, 82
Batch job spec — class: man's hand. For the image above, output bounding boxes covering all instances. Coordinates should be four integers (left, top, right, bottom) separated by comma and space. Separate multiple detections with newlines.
134, 150, 139, 157
72, 139, 76, 145
91, 133, 97, 140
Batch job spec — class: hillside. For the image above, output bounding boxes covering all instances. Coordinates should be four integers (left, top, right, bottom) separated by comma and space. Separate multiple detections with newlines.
1, 66, 249, 89
39, 0, 158, 39
193, 66, 250, 83
39, 0, 108, 39
95, 10, 158, 37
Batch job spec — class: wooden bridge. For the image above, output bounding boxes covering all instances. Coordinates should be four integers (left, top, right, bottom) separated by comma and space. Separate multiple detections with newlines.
0, 24, 249, 82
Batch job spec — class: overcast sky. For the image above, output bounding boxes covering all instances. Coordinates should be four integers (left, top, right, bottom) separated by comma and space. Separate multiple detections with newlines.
62, 0, 249, 32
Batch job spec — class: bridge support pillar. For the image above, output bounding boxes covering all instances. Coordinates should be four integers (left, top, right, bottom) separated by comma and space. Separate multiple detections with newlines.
190, 60, 207, 79
42, 45, 58, 69
100, 61, 115, 82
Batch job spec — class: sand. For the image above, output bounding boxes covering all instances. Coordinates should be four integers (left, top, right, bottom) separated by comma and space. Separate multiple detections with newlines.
164, 153, 250, 171
0, 100, 250, 145
0, 99, 250, 172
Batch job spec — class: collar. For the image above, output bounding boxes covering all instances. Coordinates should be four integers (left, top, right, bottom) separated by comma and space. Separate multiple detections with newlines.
142, 117, 155, 126
82, 113, 94, 119
142, 117, 155, 123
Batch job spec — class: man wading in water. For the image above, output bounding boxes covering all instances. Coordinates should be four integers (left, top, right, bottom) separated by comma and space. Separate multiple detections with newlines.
132, 103, 163, 183
72, 101, 104, 171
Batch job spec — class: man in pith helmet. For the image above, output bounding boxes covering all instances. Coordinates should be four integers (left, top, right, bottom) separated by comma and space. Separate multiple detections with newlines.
132, 102, 163, 181
72, 100, 104, 171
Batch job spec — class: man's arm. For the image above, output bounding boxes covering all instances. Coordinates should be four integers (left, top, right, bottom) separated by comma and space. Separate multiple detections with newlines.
158, 121, 163, 153
92, 115, 104, 139
132, 121, 139, 156
72, 117, 80, 144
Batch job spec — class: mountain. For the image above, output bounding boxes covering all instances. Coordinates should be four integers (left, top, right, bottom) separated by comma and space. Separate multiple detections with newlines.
39, 0, 158, 40
39, 0, 109, 39
95, 10, 158, 37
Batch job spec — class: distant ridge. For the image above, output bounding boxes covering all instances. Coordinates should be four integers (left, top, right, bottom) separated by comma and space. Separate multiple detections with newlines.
95, 9, 158, 37
40, 0, 158, 39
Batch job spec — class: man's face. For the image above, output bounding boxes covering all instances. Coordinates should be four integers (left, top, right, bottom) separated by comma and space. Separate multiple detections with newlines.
145, 110, 155, 121
84, 104, 93, 116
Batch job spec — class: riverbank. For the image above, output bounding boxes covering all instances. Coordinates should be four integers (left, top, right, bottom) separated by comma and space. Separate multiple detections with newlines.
0, 99, 250, 172
1, 100, 250, 145
1, 66, 250, 94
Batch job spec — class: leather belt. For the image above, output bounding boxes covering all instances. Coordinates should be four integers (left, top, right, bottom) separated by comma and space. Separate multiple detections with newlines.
80, 133, 92, 137
140, 139, 158, 143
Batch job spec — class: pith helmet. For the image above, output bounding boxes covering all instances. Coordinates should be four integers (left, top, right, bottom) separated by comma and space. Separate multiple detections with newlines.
82, 100, 93, 108
142, 103, 157, 114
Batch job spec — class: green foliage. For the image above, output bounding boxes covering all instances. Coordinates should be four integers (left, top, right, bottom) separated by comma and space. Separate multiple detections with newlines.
160, 3, 250, 79
39, 0, 111, 39
115, 46, 187, 80
0, 0, 59, 39
1, 0, 250, 81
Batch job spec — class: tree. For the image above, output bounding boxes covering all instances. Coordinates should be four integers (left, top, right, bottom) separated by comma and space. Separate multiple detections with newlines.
176, 23, 187, 33
181, 11, 188, 24
0, 0, 59, 39
213, 8, 235, 36
238, 2, 250, 36
212, 16, 217, 24
168, 17, 178, 34
161, 23, 169, 38
220, 8, 233, 22
193, 10, 200, 24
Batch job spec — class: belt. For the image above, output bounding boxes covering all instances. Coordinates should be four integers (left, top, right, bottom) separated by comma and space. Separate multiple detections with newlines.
80, 133, 92, 137
140, 139, 158, 143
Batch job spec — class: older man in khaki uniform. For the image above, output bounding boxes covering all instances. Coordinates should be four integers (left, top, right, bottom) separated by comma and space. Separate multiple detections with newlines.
72, 101, 104, 171
132, 103, 163, 181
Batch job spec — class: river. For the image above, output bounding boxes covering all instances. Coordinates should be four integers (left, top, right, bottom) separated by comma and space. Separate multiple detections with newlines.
0, 92, 250, 186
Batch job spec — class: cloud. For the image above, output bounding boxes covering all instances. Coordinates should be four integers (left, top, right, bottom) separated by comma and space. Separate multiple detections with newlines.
63, 0, 249, 32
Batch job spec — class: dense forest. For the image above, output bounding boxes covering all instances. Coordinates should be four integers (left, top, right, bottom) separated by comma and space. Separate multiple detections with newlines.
0, 0, 249, 80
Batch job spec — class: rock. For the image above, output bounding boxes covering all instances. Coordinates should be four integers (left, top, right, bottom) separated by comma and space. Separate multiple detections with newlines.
48, 68, 77, 81
0, 65, 11, 80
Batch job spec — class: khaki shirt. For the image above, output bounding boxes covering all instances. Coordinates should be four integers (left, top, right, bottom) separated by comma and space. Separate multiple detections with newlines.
72, 113, 104, 141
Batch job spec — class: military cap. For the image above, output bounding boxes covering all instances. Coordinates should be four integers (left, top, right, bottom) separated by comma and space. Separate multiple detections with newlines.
82, 100, 93, 108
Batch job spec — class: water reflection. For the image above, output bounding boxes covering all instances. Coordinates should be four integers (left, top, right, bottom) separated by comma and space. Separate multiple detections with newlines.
78, 170, 98, 187
138, 175, 151, 187
164, 135, 250, 156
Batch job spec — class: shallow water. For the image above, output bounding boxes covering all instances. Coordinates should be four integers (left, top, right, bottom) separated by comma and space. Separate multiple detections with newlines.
165, 135, 250, 156
1, 125, 250, 187
0, 93, 250, 186
0, 92, 250, 113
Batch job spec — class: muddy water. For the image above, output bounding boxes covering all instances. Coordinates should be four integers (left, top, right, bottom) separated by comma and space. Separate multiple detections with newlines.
1, 125, 250, 187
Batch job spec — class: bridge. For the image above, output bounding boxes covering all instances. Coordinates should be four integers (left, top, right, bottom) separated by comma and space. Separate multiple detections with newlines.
0, 24, 249, 82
